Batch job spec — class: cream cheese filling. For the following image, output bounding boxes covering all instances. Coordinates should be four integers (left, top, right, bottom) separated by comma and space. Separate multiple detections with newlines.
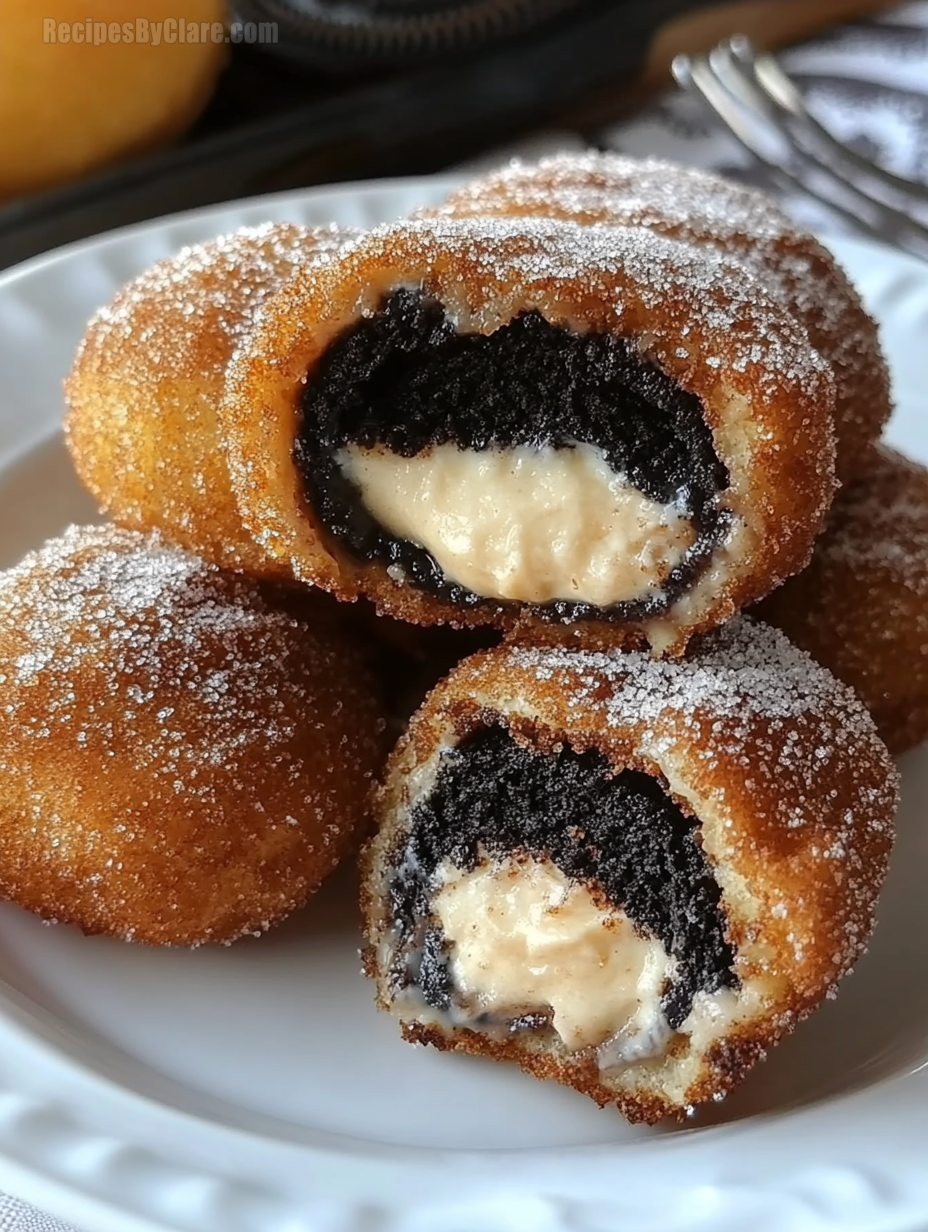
431, 855, 676, 1059
336, 440, 698, 606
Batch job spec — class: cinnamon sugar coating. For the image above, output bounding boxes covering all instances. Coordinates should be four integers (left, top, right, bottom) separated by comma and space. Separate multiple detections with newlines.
0, 525, 385, 945
362, 618, 897, 1123
757, 445, 928, 753
65, 222, 357, 577
223, 214, 835, 653
432, 152, 889, 484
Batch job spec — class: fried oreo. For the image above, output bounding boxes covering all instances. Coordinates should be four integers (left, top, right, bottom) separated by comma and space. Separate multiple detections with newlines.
758, 444, 928, 753
0, 525, 385, 945
223, 215, 835, 653
362, 620, 897, 1122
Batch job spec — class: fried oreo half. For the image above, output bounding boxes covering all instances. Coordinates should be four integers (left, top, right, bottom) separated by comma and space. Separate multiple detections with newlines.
222, 215, 836, 654
361, 620, 897, 1123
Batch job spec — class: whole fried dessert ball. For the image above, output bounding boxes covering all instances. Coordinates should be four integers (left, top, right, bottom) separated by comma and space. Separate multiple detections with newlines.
223, 214, 835, 655
432, 152, 890, 484
0, 525, 385, 945
362, 619, 897, 1123
757, 444, 928, 753
65, 222, 356, 577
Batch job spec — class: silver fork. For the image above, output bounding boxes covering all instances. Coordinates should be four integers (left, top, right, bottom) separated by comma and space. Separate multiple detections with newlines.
671, 36, 928, 259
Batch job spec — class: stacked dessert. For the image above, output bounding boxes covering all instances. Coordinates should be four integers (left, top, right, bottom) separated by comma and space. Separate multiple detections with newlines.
0, 154, 914, 1123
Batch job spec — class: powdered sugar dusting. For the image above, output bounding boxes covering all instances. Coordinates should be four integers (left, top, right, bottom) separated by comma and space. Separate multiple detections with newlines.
77, 221, 356, 384
817, 446, 928, 592
0, 525, 383, 945
0, 525, 302, 747
280, 212, 829, 405
436, 152, 800, 245
496, 616, 898, 859
434, 152, 889, 479
505, 616, 876, 735
756, 445, 928, 752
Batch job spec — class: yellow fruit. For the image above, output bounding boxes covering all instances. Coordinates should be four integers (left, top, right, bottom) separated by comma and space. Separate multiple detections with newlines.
0, 2, 227, 201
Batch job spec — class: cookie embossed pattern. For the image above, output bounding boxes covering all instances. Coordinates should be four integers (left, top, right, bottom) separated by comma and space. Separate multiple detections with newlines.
0, 178, 926, 1232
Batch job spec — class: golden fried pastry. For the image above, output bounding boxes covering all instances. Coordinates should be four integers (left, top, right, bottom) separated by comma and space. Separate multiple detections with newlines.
361, 619, 897, 1124
432, 152, 890, 484
223, 215, 835, 654
0, 525, 385, 946
65, 222, 356, 576
757, 444, 928, 753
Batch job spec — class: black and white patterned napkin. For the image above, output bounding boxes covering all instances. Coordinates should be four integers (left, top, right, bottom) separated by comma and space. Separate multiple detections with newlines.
601, 1, 928, 234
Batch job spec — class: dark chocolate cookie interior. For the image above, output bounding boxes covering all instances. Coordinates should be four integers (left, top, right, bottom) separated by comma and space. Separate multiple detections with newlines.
296, 289, 730, 622
389, 723, 737, 1033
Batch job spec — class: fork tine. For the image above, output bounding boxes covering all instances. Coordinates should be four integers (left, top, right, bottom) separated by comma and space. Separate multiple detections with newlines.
672, 48, 928, 260
732, 36, 928, 208
673, 52, 895, 240
710, 41, 928, 249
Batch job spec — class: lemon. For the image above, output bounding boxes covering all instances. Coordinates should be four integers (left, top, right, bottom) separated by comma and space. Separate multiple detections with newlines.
0, 1, 227, 200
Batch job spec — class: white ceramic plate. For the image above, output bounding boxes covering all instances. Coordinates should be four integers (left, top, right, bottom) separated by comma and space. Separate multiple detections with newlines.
0, 178, 926, 1232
